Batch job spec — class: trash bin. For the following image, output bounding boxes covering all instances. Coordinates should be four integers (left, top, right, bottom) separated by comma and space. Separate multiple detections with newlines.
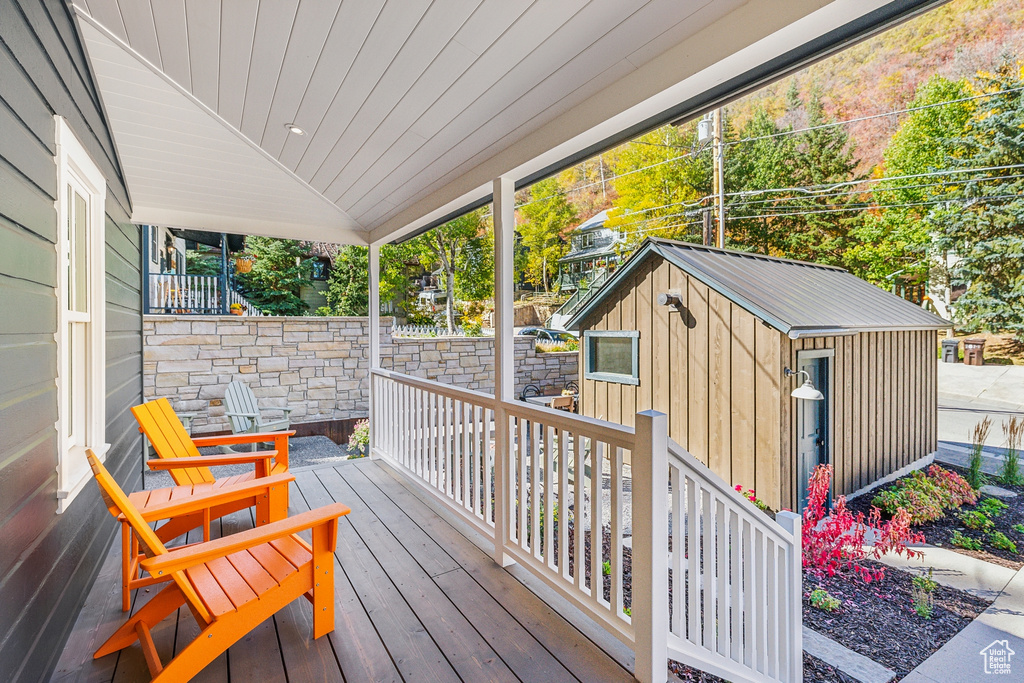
964, 338, 986, 366
941, 339, 960, 363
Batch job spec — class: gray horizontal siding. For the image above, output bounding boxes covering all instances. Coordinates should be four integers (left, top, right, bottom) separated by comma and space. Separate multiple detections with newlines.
0, 1, 141, 681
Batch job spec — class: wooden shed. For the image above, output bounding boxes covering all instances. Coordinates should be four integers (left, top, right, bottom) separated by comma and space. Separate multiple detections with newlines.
567, 238, 951, 511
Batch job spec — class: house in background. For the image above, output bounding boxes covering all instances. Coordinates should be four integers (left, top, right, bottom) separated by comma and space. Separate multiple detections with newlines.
556, 210, 625, 292
146, 225, 187, 275
567, 238, 951, 511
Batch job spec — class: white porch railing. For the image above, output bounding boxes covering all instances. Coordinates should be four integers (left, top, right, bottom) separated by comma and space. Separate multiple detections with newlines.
148, 274, 263, 315
369, 368, 801, 683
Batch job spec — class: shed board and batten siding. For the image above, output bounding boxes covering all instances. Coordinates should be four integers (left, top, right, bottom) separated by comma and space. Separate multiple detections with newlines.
0, 2, 142, 681
579, 255, 784, 510
578, 254, 939, 512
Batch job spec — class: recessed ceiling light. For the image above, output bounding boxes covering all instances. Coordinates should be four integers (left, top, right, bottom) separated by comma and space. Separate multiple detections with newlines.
285, 123, 305, 135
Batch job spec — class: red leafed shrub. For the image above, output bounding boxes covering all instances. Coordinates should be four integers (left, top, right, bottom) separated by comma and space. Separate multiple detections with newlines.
926, 464, 978, 507
803, 464, 925, 583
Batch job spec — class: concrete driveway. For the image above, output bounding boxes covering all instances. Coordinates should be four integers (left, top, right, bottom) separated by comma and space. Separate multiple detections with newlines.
938, 362, 1024, 448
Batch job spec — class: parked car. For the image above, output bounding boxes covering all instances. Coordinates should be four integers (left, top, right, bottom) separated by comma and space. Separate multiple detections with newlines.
518, 327, 577, 343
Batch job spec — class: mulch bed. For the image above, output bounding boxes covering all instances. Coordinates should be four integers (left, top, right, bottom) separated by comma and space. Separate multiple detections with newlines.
669, 654, 853, 682
803, 561, 991, 680
848, 465, 1024, 569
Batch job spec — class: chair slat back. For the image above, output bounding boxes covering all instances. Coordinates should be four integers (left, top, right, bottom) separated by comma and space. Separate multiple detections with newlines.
224, 381, 259, 433
132, 398, 215, 485
87, 450, 212, 623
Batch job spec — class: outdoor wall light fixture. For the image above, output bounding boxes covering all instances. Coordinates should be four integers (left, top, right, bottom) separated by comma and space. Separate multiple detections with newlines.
657, 292, 683, 309
285, 123, 306, 135
784, 367, 824, 401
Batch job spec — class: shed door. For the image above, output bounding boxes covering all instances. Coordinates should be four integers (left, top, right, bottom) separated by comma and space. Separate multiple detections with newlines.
796, 355, 831, 511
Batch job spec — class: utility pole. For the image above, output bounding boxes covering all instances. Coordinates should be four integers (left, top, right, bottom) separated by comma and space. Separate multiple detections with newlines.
712, 107, 726, 248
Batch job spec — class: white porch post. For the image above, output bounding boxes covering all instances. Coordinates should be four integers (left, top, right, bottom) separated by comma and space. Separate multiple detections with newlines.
633, 410, 669, 683
492, 176, 515, 567
368, 242, 381, 459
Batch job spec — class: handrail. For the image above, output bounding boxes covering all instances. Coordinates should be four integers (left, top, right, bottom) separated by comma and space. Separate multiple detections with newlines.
370, 367, 497, 406
666, 439, 795, 546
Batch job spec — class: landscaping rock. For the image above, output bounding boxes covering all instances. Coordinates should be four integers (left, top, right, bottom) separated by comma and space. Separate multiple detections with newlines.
979, 484, 1019, 499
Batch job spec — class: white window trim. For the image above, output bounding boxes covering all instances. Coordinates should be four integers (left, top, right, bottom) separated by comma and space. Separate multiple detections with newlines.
54, 116, 108, 513
583, 330, 640, 385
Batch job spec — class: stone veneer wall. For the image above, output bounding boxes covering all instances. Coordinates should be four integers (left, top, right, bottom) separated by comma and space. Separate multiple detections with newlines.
143, 315, 578, 435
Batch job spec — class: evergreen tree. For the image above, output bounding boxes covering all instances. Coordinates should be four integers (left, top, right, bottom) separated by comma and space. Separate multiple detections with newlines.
929, 64, 1024, 339
724, 106, 799, 253
785, 89, 862, 264
321, 243, 420, 317
235, 237, 313, 316
517, 177, 576, 291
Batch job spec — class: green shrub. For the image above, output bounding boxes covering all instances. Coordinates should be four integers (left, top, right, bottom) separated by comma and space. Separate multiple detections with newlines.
1012, 523, 1024, 535
978, 498, 1009, 518
911, 569, 937, 619
602, 561, 611, 576
989, 531, 1018, 553
809, 588, 841, 612
959, 510, 994, 532
950, 530, 982, 550
872, 465, 979, 525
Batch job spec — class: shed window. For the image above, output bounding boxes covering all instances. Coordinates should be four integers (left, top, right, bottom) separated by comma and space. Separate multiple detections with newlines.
55, 116, 107, 513
584, 331, 639, 385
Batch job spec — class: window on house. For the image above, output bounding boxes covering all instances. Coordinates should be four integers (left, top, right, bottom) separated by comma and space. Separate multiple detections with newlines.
310, 259, 328, 281
584, 330, 639, 385
55, 117, 107, 513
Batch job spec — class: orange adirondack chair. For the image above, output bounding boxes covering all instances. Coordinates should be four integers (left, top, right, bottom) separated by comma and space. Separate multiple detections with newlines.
88, 450, 349, 682
118, 471, 294, 612
121, 398, 296, 611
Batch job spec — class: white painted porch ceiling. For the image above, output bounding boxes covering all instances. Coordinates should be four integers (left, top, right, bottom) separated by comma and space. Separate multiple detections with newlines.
71, 0, 894, 244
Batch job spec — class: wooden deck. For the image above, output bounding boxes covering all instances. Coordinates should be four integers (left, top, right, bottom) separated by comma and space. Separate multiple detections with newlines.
51, 459, 634, 683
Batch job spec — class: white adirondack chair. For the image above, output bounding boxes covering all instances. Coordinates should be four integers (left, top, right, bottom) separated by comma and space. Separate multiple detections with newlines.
224, 381, 294, 450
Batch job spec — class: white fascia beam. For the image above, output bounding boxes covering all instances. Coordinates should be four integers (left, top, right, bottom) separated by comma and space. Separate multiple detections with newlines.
370, 0, 904, 245
131, 206, 371, 245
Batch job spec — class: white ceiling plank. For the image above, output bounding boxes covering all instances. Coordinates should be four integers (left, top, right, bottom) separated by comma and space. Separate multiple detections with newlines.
624, 0, 745, 68
322, 40, 477, 202
239, 0, 300, 144
258, 1, 342, 155
218, 0, 259, 129
336, 0, 590, 205
408, 0, 587, 142
132, 206, 368, 244
81, 0, 128, 43
148, 0, 191, 91
341, 0, 709, 208
116, 0, 161, 68
451, 0, 535, 56
184, 0, 221, 110
311, 0, 482, 194
292, 0, 434, 185
274, 0, 387, 166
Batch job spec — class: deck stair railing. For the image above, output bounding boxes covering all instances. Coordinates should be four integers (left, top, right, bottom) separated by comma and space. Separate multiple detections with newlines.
546, 267, 611, 328
369, 368, 801, 683
147, 273, 263, 315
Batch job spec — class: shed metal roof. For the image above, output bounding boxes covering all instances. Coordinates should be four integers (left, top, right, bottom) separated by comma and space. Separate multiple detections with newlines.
567, 238, 951, 338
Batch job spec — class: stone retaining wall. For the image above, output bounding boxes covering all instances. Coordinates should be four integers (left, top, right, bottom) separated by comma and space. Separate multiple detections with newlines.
144, 315, 578, 435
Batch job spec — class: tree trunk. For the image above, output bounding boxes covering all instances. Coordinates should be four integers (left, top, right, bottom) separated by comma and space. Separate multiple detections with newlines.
445, 269, 456, 334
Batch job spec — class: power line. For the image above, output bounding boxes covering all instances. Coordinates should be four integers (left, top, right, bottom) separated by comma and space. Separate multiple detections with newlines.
724, 85, 1024, 147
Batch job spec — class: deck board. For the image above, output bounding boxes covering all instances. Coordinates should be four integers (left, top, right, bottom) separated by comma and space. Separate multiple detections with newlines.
52, 459, 634, 683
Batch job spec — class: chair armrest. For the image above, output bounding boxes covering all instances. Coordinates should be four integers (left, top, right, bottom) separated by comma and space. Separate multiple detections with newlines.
136, 473, 295, 521
191, 431, 295, 447
141, 503, 350, 576
281, 407, 295, 415
224, 411, 260, 419
147, 450, 277, 470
